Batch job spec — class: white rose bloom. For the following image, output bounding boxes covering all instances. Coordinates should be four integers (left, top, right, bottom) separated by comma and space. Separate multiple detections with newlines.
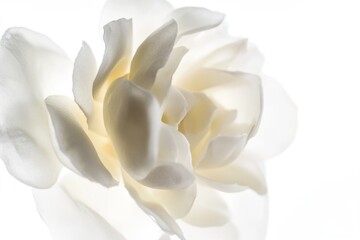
0, 0, 296, 239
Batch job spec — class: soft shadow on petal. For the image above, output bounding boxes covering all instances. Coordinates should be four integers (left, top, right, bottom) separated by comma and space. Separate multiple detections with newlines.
101, 0, 173, 49
182, 185, 230, 227
93, 19, 133, 101
130, 20, 178, 90
167, 7, 224, 37
33, 179, 126, 240
73, 41, 97, 118
245, 76, 297, 160
123, 172, 185, 240
45, 96, 117, 187
196, 153, 267, 195
0, 27, 73, 188
103, 78, 160, 179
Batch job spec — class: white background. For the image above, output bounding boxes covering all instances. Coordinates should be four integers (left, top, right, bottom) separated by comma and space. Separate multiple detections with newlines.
0, 0, 359, 240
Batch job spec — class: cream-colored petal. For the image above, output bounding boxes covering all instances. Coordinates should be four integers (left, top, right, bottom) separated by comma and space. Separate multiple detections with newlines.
203, 70, 262, 136
245, 76, 297, 160
200, 39, 264, 74
72, 41, 97, 118
93, 19, 132, 101
130, 20, 178, 90
33, 180, 126, 240
101, 0, 173, 50
162, 87, 189, 127
123, 172, 185, 240
197, 134, 248, 169
196, 154, 267, 195
152, 47, 188, 104
167, 7, 225, 37
182, 185, 229, 227
45, 96, 117, 187
0, 27, 73, 188
141, 163, 194, 190
103, 78, 160, 180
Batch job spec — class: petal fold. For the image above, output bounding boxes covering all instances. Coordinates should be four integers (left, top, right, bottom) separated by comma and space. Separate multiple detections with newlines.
130, 20, 178, 90
45, 96, 117, 187
93, 19, 133, 101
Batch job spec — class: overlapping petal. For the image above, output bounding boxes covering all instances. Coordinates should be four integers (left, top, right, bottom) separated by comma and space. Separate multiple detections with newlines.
0, 27, 72, 188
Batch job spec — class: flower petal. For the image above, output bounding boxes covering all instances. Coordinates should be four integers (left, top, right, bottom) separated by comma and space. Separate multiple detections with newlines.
245, 76, 297, 159
72, 41, 97, 118
152, 47, 188, 104
141, 163, 194, 190
162, 87, 189, 127
196, 134, 248, 169
33, 181, 126, 240
93, 19, 132, 101
203, 70, 263, 136
103, 78, 160, 179
101, 0, 173, 49
130, 20, 178, 90
167, 7, 225, 37
182, 185, 229, 227
199, 39, 264, 74
0, 27, 73, 188
196, 153, 267, 195
45, 96, 117, 187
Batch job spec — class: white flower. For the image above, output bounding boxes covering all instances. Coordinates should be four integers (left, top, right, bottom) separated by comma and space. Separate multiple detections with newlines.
0, 0, 296, 239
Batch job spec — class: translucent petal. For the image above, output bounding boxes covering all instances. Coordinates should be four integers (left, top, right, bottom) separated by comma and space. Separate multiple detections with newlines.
101, 0, 173, 49
196, 154, 267, 195
45, 96, 117, 187
245, 76, 297, 160
73, 41, 97, 118
152, 47, 188, 105
93, 19, 132, 101
103, 78, 160, 179
130, 20, 178, 90
0, 27, 73, 188
182, 185, 229, 227
167, 7, 225, 37
33, 180, 126, 240
162, 87, 189, 127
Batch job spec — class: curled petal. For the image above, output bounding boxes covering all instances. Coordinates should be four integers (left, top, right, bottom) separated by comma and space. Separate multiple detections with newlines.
33, 180, 126, 240
101, 0, 173, 49
73, 41, 97, 118
103, 78, 160, 179
196, 154, 267, 195
130, 20, 178, 90
152, 47, 188, 105
93, 19, 133, 101
167, 7, 225, 37
0, 27, 73, 188
162, 87, 189, 127
45, 96, 117, 187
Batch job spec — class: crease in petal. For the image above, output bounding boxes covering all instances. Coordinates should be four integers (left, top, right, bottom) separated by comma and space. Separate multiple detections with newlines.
152, 47, 188, 105
33, 181, 126, 240
167, 7, 225, 38
73, 41, 97, 118
103, 78, 160, 180
45, 95, 117, 187
93, 18, 133, 101
130, 20, 178, 90
196, 154, 267, 195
